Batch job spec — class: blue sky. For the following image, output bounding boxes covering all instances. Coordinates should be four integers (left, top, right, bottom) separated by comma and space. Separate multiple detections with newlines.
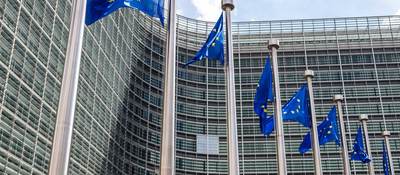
176, 0, 400, 22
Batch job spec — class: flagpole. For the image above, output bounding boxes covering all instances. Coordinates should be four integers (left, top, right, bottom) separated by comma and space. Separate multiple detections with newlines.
221, 1, 240, 174
304, 70, 322, 175
333, 95, 350, 175
48, 0, 87, 174
359, 115, 375, 175
160, 0, 177, 174
269, 39, 287, 175
382, 131, 395, 175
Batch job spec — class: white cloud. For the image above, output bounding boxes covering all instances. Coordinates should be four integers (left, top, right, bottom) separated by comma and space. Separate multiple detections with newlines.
190, 0, 221, 21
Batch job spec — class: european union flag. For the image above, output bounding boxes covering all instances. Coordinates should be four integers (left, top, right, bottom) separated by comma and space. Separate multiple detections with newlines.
299, 106, 340, 154
254, 57, 274, 135
85, 0, 165, 26
259, 114, 275, 136
351, 127, 371, 163
254, 57, 274, 117
185, 14, 224, 66
282, 85, 311, 128
383, 141, 390, 175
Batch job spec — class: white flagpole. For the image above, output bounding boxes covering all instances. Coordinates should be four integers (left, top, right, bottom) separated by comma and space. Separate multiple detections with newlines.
382, 131, 395, 175
304, 70, 322, 175
49, 0, 87, 174
359, 114, 375, 175
269, 39, 287, 175
221, 1, 240, 174
160, 0, 177, 174
333, 95, 350, 175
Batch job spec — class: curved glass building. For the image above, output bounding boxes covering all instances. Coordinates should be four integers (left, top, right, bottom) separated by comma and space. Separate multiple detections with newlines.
0, 1, 399, 174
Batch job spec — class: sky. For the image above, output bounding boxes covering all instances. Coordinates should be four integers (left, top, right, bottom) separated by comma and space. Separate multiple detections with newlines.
176, 0, 400, 22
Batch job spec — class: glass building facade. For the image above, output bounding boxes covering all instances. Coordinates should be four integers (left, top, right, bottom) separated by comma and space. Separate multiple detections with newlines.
0, 0, 399, 174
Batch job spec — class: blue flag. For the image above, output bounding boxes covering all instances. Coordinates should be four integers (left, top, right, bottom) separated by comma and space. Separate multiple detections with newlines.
85, 0, 165, 26
282, 85, 311, 128
299, 106, 340, 154
185, 14, 224, 66
383, 141, 390, 175
254, 57, 274, 117
259, 114, 275, 136
254, 57, 274, 135
351, 127, 371, 163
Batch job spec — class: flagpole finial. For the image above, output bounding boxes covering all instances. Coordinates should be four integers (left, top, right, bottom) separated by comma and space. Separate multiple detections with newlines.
222, 0, 235, 11
304, 70, 314, 78
333, 95, 343, 102
268, 39, 280, 49
382, 131, 390, 137
359, 114, 368, 121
